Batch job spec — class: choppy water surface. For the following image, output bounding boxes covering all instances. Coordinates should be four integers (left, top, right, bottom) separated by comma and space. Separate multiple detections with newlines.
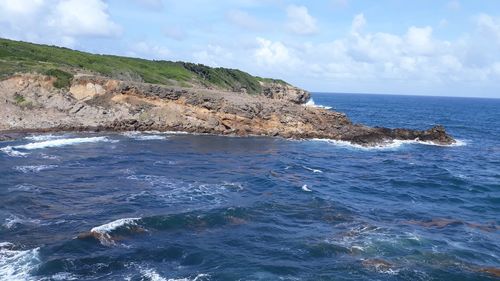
1, 93, 499, 280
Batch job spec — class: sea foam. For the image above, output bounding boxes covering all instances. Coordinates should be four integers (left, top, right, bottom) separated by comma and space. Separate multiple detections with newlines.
311, 138, 467, 150
0, 243, 40, 281
304, 98, 333, 110
89, 218, 142, 246
1, 136, 117, 157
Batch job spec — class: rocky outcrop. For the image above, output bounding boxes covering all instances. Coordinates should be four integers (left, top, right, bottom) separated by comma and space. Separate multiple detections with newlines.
261, 81, 311, 104
0, 74, 455, 146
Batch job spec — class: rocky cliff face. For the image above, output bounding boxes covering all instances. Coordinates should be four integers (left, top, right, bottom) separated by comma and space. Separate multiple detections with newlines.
0, 74, 455, 146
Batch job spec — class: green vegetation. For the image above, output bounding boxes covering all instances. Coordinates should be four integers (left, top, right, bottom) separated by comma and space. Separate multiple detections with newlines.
13, 93, 33, 108
0, 38, 289, 94
44, 69, 73, 88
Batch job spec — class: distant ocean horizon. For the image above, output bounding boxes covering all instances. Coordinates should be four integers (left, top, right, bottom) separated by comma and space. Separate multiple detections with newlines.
1, 93, 499, 280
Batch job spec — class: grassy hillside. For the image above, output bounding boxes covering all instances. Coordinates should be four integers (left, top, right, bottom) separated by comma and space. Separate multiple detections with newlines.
0, 38, 288, 94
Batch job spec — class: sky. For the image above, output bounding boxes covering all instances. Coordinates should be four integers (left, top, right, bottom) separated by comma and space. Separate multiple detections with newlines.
1, 0, 500, 98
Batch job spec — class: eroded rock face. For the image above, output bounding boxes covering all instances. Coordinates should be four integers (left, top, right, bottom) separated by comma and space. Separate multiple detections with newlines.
0, 74, 456, 146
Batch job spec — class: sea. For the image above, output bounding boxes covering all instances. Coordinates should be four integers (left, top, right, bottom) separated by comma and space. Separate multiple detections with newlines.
0, 93, 499, 281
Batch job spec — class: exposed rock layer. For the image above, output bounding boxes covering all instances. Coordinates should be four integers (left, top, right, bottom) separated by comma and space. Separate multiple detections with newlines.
0, 74, 455, 146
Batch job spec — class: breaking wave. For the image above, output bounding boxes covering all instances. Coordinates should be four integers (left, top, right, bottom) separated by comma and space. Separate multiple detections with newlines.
122, 132, 168, 140
14, 165, 58, 173
88, 218, 142, 246
311, 138, 467, 150
0, 242, 41, 281
304, 98, 333, 110
1, 137, 117, 157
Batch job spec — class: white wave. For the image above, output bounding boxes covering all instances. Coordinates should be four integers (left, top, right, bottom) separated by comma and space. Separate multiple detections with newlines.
0, 146, 28, 157
302, 166, 323, 173
0, 243, 41, 281
3, 215, 41, 229
90, 218, 141, 246
122, 132, 167, 140
126, 176, 243, 205
141, 268, 210, 281
45, 272, 79, 280
1, 136, 117, 157
14, 165, 58, 173
304, 98, 333, 110
24, 134, 64, 142
311, 138, 467, 150
91, 217, 141, 234
8, 184, 40, 193
301, 184, 312, 192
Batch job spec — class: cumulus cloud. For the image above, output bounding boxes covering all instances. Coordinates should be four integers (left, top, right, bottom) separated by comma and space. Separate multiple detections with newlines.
0, 0, 120, 46
48, 0, 121, 37
286, 5, 318, 35
163, 26, 186, 41
254, 37, 296, 66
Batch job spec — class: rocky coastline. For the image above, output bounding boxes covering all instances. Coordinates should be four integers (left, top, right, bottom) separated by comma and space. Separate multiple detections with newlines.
0, 74, 455, 146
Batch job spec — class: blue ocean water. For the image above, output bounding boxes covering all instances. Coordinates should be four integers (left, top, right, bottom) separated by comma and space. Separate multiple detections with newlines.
0, 93, 499, 281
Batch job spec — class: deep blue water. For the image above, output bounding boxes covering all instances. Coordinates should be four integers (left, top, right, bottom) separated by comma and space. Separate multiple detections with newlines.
0, 93, 499, 281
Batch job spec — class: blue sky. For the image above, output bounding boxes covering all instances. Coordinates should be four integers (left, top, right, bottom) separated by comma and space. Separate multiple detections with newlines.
1, 0, 500, 98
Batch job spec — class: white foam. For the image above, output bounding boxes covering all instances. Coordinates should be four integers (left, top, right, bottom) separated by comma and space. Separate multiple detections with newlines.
2, 215, 41, 229
301, 184, 312, 192
91, 217, 141, 234
0, 146, 28, 157
24, 134, 64, 142
0, 243, 40, 281
141, 268, 210, 281
1, 136, 117, 157
304, 98, 333, 110
90, 218, 141, 246
311, 138, 467, 150
14, 165, 58, 173
122, 132, 167, 140
303, 166, 323, 173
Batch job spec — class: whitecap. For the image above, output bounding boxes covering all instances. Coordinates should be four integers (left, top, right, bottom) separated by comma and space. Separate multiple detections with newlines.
140, 268, 210, 281
89, 218, 141, 246
1, 136, 117, 156
311, 138, 467, 151
24, 134, 64, 142
2, 215, 41, 229
304, 98, 333, 110
9, 184, 40, 192
122, 132, 168, 140
302, 166, 323, 173
14, 165, 58, 173
0, 243, 41, 281
0, 146, 28, 157
301, 184, 312, 192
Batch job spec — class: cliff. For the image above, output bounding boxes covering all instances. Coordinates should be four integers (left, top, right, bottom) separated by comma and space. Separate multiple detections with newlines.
0, 39, 455, 146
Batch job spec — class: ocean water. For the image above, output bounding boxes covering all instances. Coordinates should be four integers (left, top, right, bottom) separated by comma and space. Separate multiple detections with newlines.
0, 93, 499, 281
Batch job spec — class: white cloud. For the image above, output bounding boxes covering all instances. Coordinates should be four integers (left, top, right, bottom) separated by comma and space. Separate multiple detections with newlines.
254, 37, 297, 66
0, 0, 120, 47
286, 5, 318, 35
48, 0, 121, 37
405, 26, 434, 55
351, 13, 366, 34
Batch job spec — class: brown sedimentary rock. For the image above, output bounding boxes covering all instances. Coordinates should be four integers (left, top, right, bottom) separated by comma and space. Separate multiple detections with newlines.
0, 74, 456, 146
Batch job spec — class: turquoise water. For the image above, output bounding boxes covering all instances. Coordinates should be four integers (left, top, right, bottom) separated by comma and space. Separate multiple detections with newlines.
0, 93, 499, 280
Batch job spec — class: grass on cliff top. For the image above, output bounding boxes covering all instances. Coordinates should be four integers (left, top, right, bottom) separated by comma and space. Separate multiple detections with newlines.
0, 38, 289, 94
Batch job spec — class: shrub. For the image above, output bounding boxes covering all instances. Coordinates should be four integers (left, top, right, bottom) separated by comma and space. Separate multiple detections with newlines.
44, 69, 73, 89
